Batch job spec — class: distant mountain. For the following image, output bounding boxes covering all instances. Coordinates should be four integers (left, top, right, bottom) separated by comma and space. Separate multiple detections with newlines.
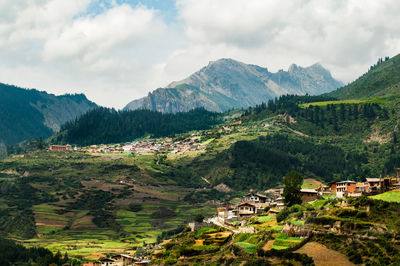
0, 83, 97, 147
124, 58, 343, 113
328, 54, 400, 99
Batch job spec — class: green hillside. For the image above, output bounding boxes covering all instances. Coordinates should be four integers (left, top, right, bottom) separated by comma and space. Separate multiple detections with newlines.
54, 107, 222, 146
328, 53, 400, 99
0, 83, 97, 148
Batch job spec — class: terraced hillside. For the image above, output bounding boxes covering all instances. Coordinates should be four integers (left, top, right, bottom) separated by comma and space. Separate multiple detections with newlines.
152, 196, 400, 265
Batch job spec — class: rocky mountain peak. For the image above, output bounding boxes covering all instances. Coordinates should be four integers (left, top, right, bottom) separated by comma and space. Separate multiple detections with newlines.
125, 58, 343, 113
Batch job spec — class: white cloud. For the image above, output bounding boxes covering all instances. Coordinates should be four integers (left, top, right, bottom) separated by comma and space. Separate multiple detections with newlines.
0, 0, 183, 108
0, 0, 400, 108
170, 0, 400, 83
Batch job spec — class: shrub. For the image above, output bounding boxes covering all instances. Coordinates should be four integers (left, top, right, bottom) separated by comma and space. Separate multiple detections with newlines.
128, 203, 143, 212
277, 208, 290, 222
337, 209, 358, 218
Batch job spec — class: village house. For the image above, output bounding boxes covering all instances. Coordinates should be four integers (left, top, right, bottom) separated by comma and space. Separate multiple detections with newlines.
217, 202, 237, 220
244, 190, 269, 203
94, 254, 151, 266
354, 182, 369, 195
334, 181, 357, 197
49, 145, 68, 151
111, 254, 135, 266
95, 257, 117, 266
299, 189, 320, 202
315, 185, 331, 195
237, 202, 257, 217
265, 188, 283, 198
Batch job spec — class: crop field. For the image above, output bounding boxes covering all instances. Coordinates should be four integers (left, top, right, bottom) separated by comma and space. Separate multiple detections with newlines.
26, 202, 216, 260
369, 191, 400, 203
0, 150, 219, 260
271, 233, 303, 250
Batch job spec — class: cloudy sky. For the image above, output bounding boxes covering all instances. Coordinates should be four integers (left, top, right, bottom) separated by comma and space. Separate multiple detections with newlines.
1, 0, 400, 108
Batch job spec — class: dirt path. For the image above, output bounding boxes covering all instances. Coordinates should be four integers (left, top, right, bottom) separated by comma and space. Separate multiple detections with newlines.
295, 242, 355, 266
262, 240, 275, 251
286, 126, 309, 137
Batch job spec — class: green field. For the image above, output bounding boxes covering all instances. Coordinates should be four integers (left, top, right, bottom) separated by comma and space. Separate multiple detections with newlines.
271, 233, 303, 250
255, 215, 275, 223
369, 191, 400, 203
236, 241, 257, 253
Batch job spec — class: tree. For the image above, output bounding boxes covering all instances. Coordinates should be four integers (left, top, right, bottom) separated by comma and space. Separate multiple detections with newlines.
283, 171, 303, 207
194, 213, 205, 223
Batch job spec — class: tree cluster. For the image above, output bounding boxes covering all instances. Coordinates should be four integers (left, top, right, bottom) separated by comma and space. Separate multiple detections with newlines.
56, 107, 222, 146
0, 238, 77, 266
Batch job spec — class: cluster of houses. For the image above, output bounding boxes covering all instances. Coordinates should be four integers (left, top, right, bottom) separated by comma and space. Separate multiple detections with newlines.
87, 254, 150, 266
326, 173, 400, 197
217, 169, 400, 222
217, 188, 319, 221
49, 137, 207, 155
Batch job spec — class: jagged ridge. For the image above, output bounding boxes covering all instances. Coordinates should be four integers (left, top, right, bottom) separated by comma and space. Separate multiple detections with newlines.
124, 58, 343, 113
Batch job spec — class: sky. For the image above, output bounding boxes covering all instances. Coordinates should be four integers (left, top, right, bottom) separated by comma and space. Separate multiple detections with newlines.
1, 0, 400, 108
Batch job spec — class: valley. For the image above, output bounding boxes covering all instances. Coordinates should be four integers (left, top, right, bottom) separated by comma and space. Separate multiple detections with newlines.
1, 54, 400, 265
2, 88, 400, 263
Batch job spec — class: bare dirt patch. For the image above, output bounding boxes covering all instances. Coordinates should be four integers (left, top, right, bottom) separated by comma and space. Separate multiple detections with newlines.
35, 220, 66, 227
295, 241, 355, 266
81, 180, 125, 191
263, 240, 275, 251
363, 129, 391, 144
72, 216, 96, 228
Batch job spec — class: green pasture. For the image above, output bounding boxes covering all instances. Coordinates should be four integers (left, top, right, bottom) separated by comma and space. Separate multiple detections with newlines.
369, 191, 400, 203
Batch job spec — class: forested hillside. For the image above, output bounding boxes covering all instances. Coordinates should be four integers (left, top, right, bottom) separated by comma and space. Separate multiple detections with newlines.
55, 108, 222, 145
171, 93, 400, 192
328, 53, 400, 99
0, 83, 96, 148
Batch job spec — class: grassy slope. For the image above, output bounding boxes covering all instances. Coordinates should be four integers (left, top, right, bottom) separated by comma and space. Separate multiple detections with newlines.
369, 191, 400, 203
328, 53, 400, 99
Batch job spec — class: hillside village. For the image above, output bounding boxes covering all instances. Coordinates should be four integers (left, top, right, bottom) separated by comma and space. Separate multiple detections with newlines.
214, 169, 400, 224
90, 170, 400, 265
49, 136, 208, 155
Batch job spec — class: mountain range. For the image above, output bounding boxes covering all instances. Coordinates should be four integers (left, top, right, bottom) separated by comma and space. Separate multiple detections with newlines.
124, 58, 343, 113
0, 83, 96, 148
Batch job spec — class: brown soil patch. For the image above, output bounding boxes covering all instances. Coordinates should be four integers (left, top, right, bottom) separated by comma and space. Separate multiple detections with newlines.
207, 232, 232, 238
262, 220, 278, 227
363, 129, 391, 144
72, 216, 95, 228
35, 221, 66, 227
263, 240, 275, 251
160, 239, 171, 246
81, 180, 124, 191
0, 170, 19, 175
295, 242, 355, 266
